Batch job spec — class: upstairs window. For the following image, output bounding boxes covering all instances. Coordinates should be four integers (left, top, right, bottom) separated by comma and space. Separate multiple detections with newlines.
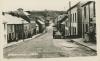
84, 6, 86, 18
73, 14, 74, 22
71, 14, 72, 22
94, 2, 96, 17
75, 13, 76, 22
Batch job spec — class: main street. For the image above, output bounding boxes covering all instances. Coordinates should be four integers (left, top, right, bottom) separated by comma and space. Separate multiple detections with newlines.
3, 24, 96, 58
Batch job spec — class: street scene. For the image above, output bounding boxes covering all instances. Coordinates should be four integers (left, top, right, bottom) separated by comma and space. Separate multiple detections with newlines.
1, 0, 96, 58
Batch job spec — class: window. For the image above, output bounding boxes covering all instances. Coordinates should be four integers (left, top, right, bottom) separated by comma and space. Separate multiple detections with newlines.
10, 25, 13, 32
83, 24, 84, 33
84, 6, 86, 18
86, 24, 88, 32
75, 27, 76, 35
73, 27, 75, 35
71, 14, 72, 22
75, 13, 76, 22
4, 24, 6, 30
94, 2, 96, 17
71, 27, 73, 35
73, 14, 74, 22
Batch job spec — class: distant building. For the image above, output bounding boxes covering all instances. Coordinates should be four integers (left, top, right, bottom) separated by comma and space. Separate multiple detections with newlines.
35, 17, 45, 33
54, 14, 68, 38
64, 15, 69, 38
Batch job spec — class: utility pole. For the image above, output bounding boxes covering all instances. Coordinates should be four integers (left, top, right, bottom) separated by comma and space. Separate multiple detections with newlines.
69, 1, 71, 36
22, 20, 24, 41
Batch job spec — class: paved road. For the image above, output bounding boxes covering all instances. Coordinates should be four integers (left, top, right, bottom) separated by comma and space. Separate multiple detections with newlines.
3, 24, 97, 58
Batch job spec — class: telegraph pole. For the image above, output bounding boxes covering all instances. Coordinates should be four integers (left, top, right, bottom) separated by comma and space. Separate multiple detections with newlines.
22, 20, 24, 41
69, 1, 71, 36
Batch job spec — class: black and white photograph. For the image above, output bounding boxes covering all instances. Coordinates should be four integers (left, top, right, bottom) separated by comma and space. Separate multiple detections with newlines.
0, 0, 99, 60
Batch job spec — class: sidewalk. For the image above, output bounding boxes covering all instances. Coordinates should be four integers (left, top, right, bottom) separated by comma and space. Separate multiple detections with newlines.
72, 38, 97, 51
4, 33, 43, 48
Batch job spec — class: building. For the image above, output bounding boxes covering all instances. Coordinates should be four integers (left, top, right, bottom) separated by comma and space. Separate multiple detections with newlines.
29, 18, 37, 35
67, 2, 82, 37
1, 11, 8, 47
35, 17, 45, 33
81, 1, 96, 42
64, 16, 70, 38
56, 14, 67, 30
58, 14, 68, 38
2, 12, 29, 43
2, 8, 37, 47
53, 14, 68, 38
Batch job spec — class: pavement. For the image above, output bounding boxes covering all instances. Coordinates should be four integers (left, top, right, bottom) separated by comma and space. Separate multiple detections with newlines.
54, 29, 96, 51
5, 33, 44, 48
4, 23, 53, 48
72, 38, 97, 51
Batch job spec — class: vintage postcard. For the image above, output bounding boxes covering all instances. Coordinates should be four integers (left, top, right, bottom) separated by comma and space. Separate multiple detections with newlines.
0, 0, 100, 61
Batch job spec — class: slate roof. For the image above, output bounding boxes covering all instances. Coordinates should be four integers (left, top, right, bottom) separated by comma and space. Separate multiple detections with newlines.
81, 1, 95, 7
4, 10, 30, 23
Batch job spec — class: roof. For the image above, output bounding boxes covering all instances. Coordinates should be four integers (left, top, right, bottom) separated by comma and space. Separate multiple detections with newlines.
2, 14, 28, 24
38, 17, 45, 22
61, 21, 65, 24
36, 24, 39, 26
23, 11, 30, 16
3, 10, 30, 23
58, 14, 68, 23
37, 19, 45, 24
81, 1, 95, 7
67, 2, 80, 12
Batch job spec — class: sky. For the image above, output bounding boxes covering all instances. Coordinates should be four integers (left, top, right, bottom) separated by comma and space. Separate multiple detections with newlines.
1, 0, 94, 11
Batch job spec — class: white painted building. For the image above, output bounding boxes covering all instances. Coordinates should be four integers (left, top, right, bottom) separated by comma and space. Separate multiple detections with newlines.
67, 2, 82, 37
2, 12, 28, 47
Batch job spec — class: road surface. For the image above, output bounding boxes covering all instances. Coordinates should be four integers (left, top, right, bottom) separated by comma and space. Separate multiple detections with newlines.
3, 24, 97, 58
